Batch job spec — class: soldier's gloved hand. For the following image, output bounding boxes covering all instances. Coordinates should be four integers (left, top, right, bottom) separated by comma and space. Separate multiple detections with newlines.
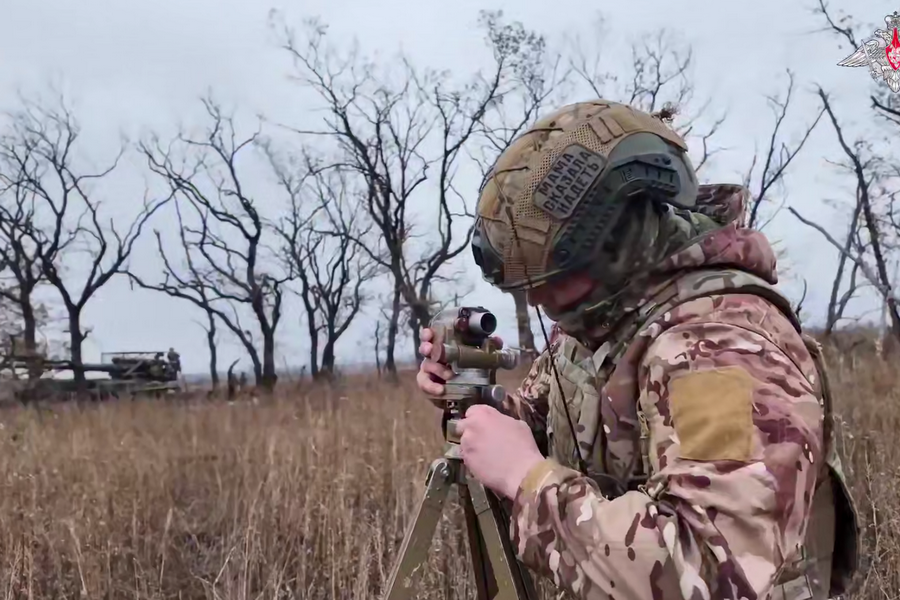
416, 327, 505, 396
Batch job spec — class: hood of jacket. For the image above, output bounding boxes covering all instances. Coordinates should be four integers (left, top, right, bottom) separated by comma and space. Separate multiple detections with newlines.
546, 183, 779, 345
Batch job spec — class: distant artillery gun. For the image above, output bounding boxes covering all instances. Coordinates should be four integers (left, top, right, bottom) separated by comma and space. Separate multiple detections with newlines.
103, 351, 181, 381
1, 350, 184, 402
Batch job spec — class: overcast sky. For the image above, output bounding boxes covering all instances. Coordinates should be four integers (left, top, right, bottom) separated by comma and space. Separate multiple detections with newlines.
0, 0, 896, 376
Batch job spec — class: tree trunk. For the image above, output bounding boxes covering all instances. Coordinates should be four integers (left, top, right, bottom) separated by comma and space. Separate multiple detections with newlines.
67, 308, 87, 393
261, 329, 278, 392
825, 202, 861, 336
250, 285, 279, 393
18, 292, 40, 379
409, 313, 422, 363
375, 320, 383, 377
226, 328, 262, 391
307, 324, 319, 381
321, 335, 336, 378
512, 290, 536, 364
859, 188, 900, 341
206, 312, 219, 389
246, 348, 262, 389
384, 284, 402, 381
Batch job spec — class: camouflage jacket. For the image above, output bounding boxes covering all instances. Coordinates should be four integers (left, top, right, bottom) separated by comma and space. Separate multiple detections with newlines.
501, 191, 860, 600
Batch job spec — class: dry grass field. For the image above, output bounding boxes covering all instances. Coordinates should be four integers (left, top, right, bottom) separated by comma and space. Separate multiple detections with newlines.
0, 348, 897, 600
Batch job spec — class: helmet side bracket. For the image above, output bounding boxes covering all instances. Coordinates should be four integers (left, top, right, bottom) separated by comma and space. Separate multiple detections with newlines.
550, 150, 685, 274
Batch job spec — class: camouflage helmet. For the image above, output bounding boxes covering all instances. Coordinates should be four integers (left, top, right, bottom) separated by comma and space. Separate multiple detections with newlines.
471, 99, 699, 291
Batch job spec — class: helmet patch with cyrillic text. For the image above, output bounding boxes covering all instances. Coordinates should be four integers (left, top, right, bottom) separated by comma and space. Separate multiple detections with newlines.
533, 144, 607, 220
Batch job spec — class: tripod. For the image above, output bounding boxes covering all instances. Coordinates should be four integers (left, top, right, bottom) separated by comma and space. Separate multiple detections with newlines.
382, 416, 539, 600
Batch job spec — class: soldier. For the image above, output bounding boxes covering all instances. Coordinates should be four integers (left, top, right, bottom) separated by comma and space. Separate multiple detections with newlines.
167, 347, 181, 375
417, 100, 860, 600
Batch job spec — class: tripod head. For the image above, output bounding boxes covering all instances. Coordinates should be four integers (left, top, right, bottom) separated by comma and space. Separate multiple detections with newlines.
427, 306, 519, 426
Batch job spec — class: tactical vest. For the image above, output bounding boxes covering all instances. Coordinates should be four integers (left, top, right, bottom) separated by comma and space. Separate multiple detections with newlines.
545, 267, 860, 599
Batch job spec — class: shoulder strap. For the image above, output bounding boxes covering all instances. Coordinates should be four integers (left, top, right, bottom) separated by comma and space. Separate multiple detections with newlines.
635, 267, 801, 334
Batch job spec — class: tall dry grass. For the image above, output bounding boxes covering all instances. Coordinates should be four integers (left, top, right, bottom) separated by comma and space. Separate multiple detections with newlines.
0, 354, 895, 599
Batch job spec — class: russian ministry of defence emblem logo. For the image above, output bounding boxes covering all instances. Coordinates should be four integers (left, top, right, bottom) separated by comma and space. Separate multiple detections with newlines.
838, 11, 900, 93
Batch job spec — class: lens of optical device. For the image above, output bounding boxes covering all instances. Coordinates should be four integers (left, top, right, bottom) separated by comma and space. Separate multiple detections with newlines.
471, 312, 496, 335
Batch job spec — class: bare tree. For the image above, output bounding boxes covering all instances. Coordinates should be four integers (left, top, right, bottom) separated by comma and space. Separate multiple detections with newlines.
724, 68, 827, 313
0, 292, 29, 376
812, 0, 900, 362
825, 202, 865, 336
270, 10, 551, 375
568, 22, 725, 174
469, 9, 571, 172
789, 87, 900, 341
741, 69, 825, 231
0, 96, 169, 389
135, 98, 289, 392
0, 277, 51, 377
267, 148, 377, 380
818, 84, 899, 340
0, 149, 60, 377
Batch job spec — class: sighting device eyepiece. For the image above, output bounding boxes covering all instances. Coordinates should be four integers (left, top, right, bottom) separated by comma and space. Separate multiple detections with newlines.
467, 310, 497, 337
427, 306, 519, 420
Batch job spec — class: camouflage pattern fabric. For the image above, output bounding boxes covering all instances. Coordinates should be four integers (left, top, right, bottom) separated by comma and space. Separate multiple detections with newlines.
500, 183, 859, 600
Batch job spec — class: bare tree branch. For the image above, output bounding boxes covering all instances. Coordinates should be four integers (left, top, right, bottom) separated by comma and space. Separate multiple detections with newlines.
814, 86, 900, 340
133, 96, 289, 391
789, 206, 889, 300
265, 145, 379, 380
825, 196, 865, 335
743, 69, 825, 230
566, 22, 726, 175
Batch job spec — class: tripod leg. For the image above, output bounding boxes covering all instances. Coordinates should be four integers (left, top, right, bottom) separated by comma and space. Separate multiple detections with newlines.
382, 458, 454, 600
459, 484, 497, 599
465, 473, 540, 600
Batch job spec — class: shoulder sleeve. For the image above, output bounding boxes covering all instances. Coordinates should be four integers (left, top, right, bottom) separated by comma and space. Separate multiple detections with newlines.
508, 319, 823, 600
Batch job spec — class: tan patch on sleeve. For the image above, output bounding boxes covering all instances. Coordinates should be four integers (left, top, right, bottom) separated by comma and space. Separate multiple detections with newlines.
668, 366, 755, 462
518, 458, 558, 493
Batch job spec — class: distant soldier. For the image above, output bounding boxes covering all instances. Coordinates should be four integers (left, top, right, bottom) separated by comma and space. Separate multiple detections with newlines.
238, 371, 247, 391
167, 347, 181, 375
